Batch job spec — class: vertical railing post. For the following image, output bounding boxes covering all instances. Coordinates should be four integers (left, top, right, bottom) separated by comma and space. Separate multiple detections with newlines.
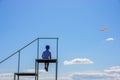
36, 38, 39, 80
37, 38, 39, 59
35, 60, 37, 80
14, 73, 16, 80
56, 38, 58, 80
37, 61, 39, 80
18, 51, 20, 80
56, 38, 58, 63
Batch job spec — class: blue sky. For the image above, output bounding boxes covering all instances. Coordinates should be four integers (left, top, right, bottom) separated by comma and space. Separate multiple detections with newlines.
0, 0, 120, 80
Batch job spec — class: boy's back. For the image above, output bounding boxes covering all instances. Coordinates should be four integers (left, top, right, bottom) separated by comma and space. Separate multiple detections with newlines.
42, 50, 51, 59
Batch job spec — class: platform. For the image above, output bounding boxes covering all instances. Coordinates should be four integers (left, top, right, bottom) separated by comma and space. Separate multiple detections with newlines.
36, 59, 57, 63
14, 73, 36, 76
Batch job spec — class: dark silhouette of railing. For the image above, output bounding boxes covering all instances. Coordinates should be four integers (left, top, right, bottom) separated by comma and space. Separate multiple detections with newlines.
0, 37, 58, 80
0, 38, 39, 64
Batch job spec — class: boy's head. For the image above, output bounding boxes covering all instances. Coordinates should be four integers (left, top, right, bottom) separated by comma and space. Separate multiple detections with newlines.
46, 45, 50, 50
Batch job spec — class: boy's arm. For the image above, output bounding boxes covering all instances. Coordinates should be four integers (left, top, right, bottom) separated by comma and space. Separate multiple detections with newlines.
48, 53, 51, 60
50, 55, 51, 59
42, 53, 44, 58
48, 55, 51, 60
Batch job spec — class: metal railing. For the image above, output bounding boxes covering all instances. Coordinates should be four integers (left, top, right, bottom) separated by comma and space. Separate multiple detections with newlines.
0, 37, 58, 64
0, 37, 58, 80
0, 38, 39, 64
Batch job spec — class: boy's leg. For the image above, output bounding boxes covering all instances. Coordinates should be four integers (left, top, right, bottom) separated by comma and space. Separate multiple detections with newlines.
46, 62, 49, 67
44, 62, 48, 71
44, 62, 49, 72
46, 62, 49, 71
44, 63, 47, 70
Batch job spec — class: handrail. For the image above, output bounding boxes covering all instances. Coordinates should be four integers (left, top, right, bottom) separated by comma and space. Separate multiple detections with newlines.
0, 37, 58, 80
0, 38, 39, 64
0, 37, 58, 64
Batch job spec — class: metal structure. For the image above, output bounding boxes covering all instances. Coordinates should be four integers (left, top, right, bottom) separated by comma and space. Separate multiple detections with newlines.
0, 37, 58, 80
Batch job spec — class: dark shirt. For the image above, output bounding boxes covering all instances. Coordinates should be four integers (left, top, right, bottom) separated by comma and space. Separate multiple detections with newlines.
42, 50, 51, 59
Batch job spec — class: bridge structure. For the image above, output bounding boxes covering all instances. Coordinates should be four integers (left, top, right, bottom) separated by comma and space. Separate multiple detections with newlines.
0, 37, 59, 80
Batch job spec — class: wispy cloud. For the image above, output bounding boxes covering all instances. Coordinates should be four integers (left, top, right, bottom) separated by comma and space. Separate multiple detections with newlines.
25, 69, 46, 73
70, 72, 115, 80
1, 66, 120, 80
106, 38, 114, 41
70, 66, 120, 80
0, 72, 54, 80
63, 58, 94, 65
0, 73, 13, 80
104, 66, 120, 73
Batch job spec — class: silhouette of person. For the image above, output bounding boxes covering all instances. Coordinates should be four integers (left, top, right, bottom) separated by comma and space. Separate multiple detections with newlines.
42, 45, 51, 71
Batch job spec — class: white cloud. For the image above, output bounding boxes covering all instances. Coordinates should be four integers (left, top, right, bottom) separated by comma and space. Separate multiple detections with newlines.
70, 72, 117, 80
0, 72, 54, 80
63, 58, 94, 65
0, 69, 52, 80
25, 69, 46, 73
59, 76, 72, 80
70, 66, 120, 80
106, 38, 114, 41
1, 66, 120, 80
104, 66, 120, 73
0, 73, 13, 80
